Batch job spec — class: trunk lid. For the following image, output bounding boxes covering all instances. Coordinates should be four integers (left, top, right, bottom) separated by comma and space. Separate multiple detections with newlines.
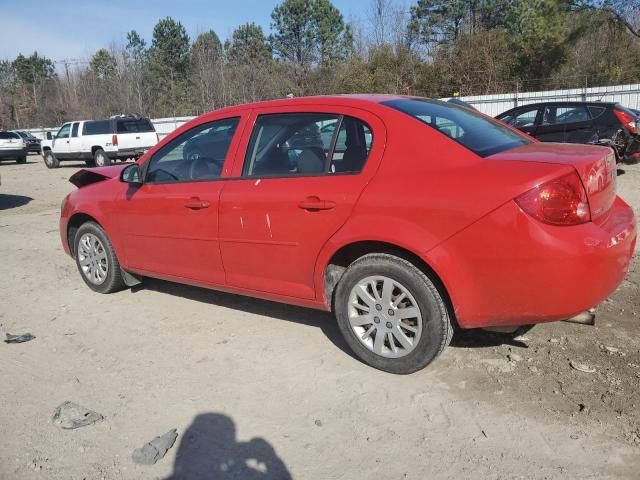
490, 142, 617, 221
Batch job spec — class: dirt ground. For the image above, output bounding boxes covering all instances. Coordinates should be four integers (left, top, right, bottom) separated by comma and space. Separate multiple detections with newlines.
0, 155, 638, 480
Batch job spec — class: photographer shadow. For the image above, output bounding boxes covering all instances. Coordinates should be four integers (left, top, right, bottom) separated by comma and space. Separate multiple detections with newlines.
166, 413, 292, 480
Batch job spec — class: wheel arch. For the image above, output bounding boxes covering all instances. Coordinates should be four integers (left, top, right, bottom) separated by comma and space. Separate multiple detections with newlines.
67, 212, 103, 257
319, 240, 456, 325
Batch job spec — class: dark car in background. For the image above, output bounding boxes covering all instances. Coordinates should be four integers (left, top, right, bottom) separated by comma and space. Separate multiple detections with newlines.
496, 102, 640, 164
13, 130, 41, 153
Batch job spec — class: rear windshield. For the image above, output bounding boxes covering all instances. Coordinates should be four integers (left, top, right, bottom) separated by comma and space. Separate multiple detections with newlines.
382, 98, 531, 157
0, 132, 19, 139
116, 118, 154, 133
83, 120, 112, 135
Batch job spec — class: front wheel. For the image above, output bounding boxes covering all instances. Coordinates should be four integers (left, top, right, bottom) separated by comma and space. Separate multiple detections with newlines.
334, 253, 453, 374
93, 149, 111, 167
43, 150, 59, 168
74, 222, 126, 294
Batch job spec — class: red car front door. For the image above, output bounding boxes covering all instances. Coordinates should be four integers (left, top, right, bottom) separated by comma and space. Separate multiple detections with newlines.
219, 105, 385, 300
113, 115, 246, 285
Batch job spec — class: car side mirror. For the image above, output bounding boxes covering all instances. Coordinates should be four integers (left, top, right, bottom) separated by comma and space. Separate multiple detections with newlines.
120, 163, 142, 185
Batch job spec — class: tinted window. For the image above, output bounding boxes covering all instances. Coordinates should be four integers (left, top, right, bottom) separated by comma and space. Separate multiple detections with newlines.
116, 118, 154, 133
383, 98, 530, 157
0, 132, 20, 139
57, 124, 71, 139
146, 118, 239, 184
15, 131, 28, 139
500, 107, 539, 128
588, 106, 606, 119
541, 106, 590, 125
71, 122, 79, 138
83, 120, 112, 135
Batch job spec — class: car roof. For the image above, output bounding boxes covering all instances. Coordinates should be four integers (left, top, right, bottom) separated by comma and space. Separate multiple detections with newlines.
501, 101, 618, 112
200, 94, 411, 116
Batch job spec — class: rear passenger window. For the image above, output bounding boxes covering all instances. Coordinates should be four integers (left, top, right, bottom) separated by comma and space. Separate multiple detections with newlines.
116, 118, 154, 133
330, 117, 372, 173
587, 106, 606, 119
83, 120, 112, 135
542, 106, 590, 125
243, 113, 372, 177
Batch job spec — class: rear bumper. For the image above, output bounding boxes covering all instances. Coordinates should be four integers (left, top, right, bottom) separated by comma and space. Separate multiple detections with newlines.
107, 148, 150, 159
425, 197, 637, 328
0, 148, 26, 159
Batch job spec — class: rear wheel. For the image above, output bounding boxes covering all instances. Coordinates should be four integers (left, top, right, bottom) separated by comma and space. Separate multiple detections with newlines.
93, 149, 111, 167
74, 222, 126, 294
334, 253, 453, 374
43, 150, 59, 168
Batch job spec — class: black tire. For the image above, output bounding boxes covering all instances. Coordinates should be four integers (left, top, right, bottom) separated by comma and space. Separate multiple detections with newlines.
334, 253, 453, 374
93, 149, 111, 167
43, 150, 59, 168
16, 156, 27, 164
74, 221, 126, 294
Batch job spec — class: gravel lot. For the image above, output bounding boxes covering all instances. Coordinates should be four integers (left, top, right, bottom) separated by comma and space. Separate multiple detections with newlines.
1, 155, 639, 479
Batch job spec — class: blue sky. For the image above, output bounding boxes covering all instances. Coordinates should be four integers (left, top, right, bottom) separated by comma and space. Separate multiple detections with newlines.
0, 0, 374, 61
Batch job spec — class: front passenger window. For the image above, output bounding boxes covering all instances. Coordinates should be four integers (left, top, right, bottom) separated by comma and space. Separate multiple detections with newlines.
146, 118, 239, 184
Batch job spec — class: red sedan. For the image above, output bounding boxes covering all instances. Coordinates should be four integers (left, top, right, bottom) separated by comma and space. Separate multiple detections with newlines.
60, 95, 637, 373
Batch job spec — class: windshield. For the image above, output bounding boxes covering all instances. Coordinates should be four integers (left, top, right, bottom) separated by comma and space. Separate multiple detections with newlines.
382, 98, 531, 157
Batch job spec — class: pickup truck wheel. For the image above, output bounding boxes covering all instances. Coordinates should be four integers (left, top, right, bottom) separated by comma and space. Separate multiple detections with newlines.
334, 253, 453, 374
16, 156, 27, 164
74, 222, 126, 294
43, 151, 59, 169
94, 149, 111, 167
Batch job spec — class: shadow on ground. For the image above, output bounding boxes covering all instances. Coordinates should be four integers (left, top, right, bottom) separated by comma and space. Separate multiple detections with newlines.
136, 278, 530, 358
136, 278, 356, 360
0, 194, 33, 210
166, 413, 292, 480
450, 325, 533, 349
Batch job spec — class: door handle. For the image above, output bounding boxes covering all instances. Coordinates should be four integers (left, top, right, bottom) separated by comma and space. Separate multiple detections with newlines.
184, 198, 211, 209
298, 196, 336, 211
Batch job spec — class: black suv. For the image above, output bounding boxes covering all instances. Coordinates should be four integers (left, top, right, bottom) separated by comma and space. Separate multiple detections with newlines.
496, 102, 640, 164
13, 130, 41, 153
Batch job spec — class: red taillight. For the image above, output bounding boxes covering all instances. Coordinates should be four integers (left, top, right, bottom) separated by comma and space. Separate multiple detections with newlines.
112, 134, 118, 146
515, 172, 590, 226
614, 108, 638, 135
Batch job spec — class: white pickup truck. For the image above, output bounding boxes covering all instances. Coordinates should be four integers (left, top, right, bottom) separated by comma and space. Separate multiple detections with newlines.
41, 116, 158, 168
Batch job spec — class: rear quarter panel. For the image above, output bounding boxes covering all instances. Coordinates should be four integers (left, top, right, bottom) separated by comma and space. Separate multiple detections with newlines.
315, 107, 571, 305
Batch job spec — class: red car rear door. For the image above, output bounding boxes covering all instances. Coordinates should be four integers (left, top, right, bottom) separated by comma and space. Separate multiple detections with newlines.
219, 105, 385, 300
113, 114, 247, 285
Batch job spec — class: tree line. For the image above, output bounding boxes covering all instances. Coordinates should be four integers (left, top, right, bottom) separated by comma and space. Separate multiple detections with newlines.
0, 0, 638, 129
